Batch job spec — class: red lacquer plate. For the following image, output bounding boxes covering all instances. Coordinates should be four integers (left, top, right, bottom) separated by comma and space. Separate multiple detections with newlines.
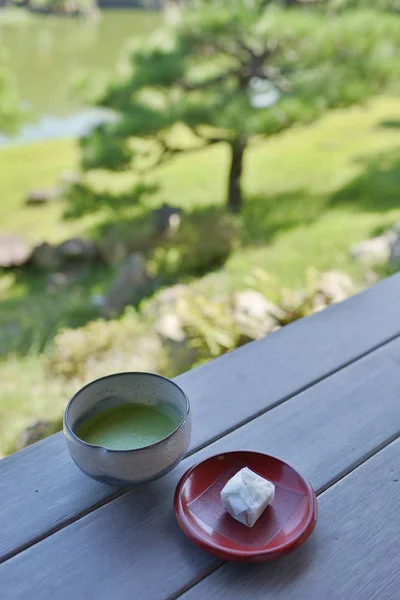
174, 451, 317, 562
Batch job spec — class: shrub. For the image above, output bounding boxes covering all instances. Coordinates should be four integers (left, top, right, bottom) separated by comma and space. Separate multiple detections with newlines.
47, 311, 170, 382
149, 209, 240, 278
246, 267, 355, 324
175, 293, 241, 360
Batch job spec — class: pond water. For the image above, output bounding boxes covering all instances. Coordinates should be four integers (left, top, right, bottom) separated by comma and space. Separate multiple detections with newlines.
0, 9, 160, 145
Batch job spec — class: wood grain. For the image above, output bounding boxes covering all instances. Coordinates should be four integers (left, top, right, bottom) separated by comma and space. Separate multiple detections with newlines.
2, 274, 400, 562
180, 437, 400, 600
1, 335, 400, 599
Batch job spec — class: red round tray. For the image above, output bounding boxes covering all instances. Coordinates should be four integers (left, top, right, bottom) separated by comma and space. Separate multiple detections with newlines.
174, 451, 317, 562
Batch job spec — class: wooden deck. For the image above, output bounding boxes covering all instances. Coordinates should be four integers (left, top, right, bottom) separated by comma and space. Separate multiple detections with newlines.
1, 273, 400, 599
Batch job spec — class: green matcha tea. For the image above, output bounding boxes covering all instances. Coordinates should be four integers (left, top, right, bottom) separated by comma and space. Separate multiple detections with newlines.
76, 403, 179, 450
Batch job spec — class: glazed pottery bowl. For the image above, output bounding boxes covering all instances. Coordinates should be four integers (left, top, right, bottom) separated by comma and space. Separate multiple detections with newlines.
64, 372, 191, 486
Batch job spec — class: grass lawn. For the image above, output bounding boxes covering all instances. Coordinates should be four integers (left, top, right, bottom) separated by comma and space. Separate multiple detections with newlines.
153, 96, 400, 289
0, 137, 105, 243
1, 95, 400, 455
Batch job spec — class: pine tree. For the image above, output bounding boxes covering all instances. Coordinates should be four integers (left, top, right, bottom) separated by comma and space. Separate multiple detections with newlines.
81, 0, 400, 212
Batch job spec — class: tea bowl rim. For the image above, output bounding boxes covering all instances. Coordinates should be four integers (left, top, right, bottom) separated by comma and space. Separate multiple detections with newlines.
64, 371, 190, 454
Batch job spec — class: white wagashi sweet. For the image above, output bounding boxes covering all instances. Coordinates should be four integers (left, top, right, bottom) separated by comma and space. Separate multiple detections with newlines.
220, 467, 275, 527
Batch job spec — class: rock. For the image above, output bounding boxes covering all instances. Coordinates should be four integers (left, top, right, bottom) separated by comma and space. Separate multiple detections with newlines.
46, 267, 85, 293
57, 237, 98, 263
154, 284, 189, 307
316, 271, 354, 304
233, 290, 280, 341
311, 292, 327, 313
350, 232, 396, 266
30, 242, 63, 271
0, 234, 30, 268
389, 240, 400, 269
155, 313, 198, 374
31, 238, 98, 271
153, 203, 182, 237
390, 220, 400, 236
103, 253, 153, 317
98, 237, 128, 266
14, 419, 62, 451
155, 314, 186, 343
234, 290, 285, 321
164, 337, 198, 376
142, 284, 190, 318
363, 269, 379, 286
25, 187, 60, 206
351, 222, 400, 270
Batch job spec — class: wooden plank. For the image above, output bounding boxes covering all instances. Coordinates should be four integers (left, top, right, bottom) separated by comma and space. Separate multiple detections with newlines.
1, 335, 400, 600
2, 275, 400, 562
180, 437, 400, 600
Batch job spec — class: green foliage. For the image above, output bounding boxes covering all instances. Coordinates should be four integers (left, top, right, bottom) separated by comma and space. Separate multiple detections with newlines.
46, 308, 173, 383
246, 266, 355, 324
93, 214, 157, 263
80, 125, 133, 171
175, 293, 241, 359
45, 264, 354, 388
81, 0, 400, 210
47, 314, 141, 380
246, 267, 320, 322
148, 208, 240, 278
0, 270, 100, 356
46, 289, 239, 384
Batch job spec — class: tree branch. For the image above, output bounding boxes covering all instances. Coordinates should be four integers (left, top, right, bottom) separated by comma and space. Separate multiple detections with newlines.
211, 40, 247, 63
237, 39, 256, 59
175, 68, 239, 91
263, 67, 292, 92
193, 126, 226, 142
136, 135, 224, 173
255, 47, 273, 65
238, 46, 275, 86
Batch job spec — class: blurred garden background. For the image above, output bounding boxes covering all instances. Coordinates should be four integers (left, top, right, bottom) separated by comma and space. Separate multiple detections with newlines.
0, 0, 399, 456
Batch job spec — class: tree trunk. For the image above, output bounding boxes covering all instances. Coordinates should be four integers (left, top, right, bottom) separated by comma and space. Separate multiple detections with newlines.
227, 139, 246, 213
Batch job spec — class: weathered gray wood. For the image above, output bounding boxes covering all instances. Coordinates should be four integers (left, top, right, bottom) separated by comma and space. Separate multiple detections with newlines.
2, 274, 400, 562
180, 437, 400, 600
1, 335, 400, 599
